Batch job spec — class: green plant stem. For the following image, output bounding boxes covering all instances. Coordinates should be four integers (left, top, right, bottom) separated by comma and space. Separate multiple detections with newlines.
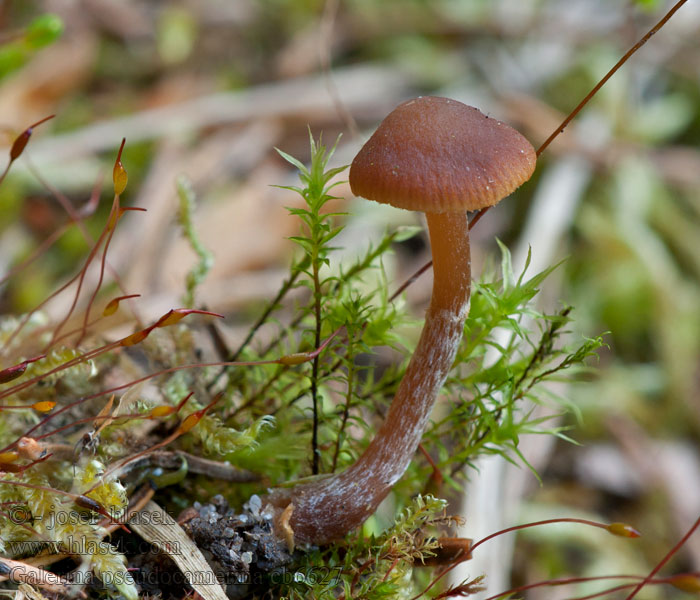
223, 235, 396, 421
206, 257, 307, 391
332, 347, 356, 472
226, 365, 286, 421
310, 251, 323, 474
471, 306, 571, 447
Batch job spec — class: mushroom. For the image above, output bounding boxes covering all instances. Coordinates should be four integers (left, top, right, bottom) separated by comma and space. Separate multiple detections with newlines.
268, 96, 536, 545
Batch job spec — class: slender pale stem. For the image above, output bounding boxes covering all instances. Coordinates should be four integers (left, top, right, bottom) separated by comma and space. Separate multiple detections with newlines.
269, 211, 470, 544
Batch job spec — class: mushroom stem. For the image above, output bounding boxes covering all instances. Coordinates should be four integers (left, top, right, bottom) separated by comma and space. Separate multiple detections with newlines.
269, 211, 470, 545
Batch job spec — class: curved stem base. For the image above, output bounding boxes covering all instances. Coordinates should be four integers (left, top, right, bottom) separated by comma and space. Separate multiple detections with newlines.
268, 211, 471, 545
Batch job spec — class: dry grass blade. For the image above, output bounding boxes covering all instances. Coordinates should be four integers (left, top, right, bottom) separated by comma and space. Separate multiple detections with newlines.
5, 65, 407, 167
128, 500, 228, 600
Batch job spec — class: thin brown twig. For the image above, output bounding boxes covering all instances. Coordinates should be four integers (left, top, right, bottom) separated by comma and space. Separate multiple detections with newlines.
206, 259, 307, 391
330, 324, 366, 471
536, 0, 689, 158
390, 0, 689, 304
390, 208, 486, 302
624, 514, 700, 600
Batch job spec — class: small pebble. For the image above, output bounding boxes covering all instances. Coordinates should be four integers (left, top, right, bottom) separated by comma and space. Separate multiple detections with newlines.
248, 495, 262, 516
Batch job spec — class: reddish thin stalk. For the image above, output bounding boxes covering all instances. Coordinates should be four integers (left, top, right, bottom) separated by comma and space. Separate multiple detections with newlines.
1, 168, 101, 288
330, 334, 357, 472
74, 207, 146, 347
0, 326, 341, 454
418, 442, 443, 490
413, 518, 635, 599
75, 214, 120, 346
1, 309, 218, 405
23, 115, 56, 129
390, 0, 688, 303
0, 454, 51, 473
26, 158, 101, 224
0, 339, 123, 402
44, 198, 120, 350
48, 314, 111, 347
26, 161, 143, 326
0, 268, 103, 357
482, 574, 650, 600
390, 260, 433, 302
624, 514, 700, 599
389, 208, 486, 302
0, 354, 45, 385
0, 163, 9, 185
0, 201, 119, 356
32, 410, 159, 443
469, 518, 613, 554
0, 223, 70, 287
489, 576, 697, 600
380, 557, 400, 584
536, 0, 689, 158
47, 295, 140, 348
39, 411, 193, 459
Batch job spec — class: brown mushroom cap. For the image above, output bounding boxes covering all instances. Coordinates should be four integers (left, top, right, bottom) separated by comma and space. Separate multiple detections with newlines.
349, 96, 536, 213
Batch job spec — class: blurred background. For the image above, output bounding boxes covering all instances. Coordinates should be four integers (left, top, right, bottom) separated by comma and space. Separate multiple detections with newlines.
1, 0, 699, 597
